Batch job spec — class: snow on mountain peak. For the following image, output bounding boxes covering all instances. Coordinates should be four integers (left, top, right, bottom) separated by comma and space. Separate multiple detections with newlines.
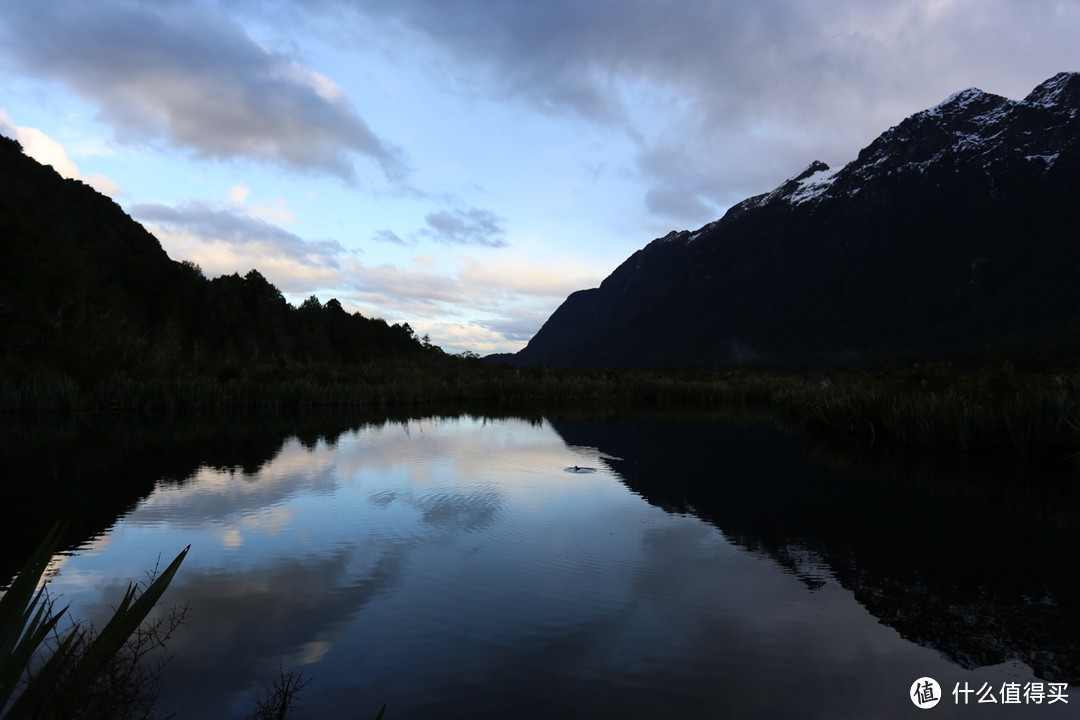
731, 73, 1079, 215
784, 162, 841, 205
1024, 71, 1080, 111
920, 87, 1014, 127
928, 87, 988, 114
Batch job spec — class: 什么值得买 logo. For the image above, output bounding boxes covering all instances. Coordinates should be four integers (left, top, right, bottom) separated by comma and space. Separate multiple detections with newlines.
911, 677, 941, 709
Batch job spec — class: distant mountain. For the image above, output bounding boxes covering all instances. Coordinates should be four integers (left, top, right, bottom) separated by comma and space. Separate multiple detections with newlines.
508, 72, 1080, 369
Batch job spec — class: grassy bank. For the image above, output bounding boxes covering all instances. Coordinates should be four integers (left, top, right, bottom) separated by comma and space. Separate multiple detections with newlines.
2, 359, 1079, 466
786, 365, 1079, 461
0, 360, 781, 412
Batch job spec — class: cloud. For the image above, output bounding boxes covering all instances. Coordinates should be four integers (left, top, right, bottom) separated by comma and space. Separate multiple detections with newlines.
327, 255, 599, 353
346, 0, 1075, 128
457, 257, 597, 299
634, 134, 807, 224
132, 200, 346, 293
423, 322, 527, 355
337, 256, 598, 316
372, 229, 407, 246
643, 185, 718, 225
484, 310, 556, 342
422, 207, 507, 247
330, 0, 830, 131
0, 0, 406, 182
0, 110, 122, 196
373, 206, 509, 248
228, 185, 297, 224
133, 201, 343, 261
329, 0, 1080, 222
339, 258, 473, 311
128, 192, 574, 352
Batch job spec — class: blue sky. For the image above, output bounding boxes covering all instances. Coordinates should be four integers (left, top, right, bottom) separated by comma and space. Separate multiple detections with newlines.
1, 0, 1077, 354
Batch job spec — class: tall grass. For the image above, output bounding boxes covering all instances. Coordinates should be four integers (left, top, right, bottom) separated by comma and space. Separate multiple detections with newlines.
787, 365, 1080, 462
0, 374, 81, 413
3, 360, 1079, 464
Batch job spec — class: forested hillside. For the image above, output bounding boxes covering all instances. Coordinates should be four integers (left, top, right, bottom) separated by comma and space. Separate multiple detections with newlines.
0, 134, 431, 386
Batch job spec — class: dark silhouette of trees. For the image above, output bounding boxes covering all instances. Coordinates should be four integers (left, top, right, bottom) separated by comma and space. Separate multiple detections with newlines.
0, 133, 436, 383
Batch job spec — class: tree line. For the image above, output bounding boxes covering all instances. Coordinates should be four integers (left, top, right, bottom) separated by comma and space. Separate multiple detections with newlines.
0, 133, 436, 384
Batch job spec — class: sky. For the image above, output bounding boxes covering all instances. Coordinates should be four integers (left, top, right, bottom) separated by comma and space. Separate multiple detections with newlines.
0, 1, 1077, 355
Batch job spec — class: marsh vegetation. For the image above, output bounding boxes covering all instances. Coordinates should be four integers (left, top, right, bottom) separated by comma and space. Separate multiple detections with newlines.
4, 359, 1079, 469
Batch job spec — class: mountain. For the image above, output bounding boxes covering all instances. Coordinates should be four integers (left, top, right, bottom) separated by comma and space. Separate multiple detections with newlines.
0, 134, 427, 382
508, 72, 1080, 369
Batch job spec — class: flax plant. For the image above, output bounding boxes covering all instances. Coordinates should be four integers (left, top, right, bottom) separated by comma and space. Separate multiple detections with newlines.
0, 525, 188, 720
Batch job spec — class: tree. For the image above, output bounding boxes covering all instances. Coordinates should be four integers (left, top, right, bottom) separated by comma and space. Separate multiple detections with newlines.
178, 260, 204, 280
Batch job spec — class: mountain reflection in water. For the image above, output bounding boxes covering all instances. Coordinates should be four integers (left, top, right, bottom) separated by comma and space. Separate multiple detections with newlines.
550, 413, 1080, 684
1, 407, 1077, 719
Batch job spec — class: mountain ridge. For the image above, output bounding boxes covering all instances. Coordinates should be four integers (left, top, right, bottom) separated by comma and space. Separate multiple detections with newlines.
0, 133, 431, 382
503, 72, 1080, 369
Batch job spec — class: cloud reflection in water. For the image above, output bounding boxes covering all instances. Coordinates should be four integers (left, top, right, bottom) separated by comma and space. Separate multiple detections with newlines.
37, 414, 1077, 720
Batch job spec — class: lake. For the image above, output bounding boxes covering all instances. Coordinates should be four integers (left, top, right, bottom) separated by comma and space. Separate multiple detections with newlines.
2, 407, 1078, 719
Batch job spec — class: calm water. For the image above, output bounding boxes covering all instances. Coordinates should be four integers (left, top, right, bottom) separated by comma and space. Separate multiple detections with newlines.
2, 408, 1078, 719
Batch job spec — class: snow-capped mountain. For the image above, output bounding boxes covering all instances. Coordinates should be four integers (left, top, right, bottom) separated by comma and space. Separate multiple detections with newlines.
505, 72, 1080, 368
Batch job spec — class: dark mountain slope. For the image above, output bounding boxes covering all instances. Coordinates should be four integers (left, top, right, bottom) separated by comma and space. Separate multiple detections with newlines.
511, 72, 1080, 369
0, 134, 427, 381
0, 135, 178, 357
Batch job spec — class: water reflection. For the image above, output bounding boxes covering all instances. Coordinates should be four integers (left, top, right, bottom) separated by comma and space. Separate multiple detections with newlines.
0, 410, 389, 583
144, 547, 405, 718
550, 414, 1080, 684
2, 408, 1077, 719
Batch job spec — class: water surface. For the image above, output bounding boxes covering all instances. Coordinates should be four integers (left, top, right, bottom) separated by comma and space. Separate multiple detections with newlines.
2, 409, 1077, 719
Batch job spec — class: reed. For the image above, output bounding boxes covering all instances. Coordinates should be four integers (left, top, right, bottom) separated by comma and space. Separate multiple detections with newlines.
5, 373, 81, 413
788, 366, 1080, 461
2, 360, 1079, 464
